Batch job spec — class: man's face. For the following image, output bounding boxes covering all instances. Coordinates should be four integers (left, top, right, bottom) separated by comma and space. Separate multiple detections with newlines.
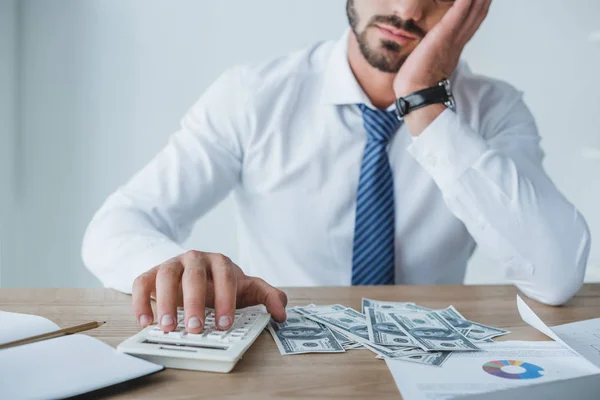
347, 0, 454, 73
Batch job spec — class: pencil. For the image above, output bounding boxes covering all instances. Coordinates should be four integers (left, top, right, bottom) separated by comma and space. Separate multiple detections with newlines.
0, 320, 106, 350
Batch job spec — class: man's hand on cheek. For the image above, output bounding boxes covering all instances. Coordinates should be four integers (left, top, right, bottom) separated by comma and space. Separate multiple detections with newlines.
393, 0, 492, 98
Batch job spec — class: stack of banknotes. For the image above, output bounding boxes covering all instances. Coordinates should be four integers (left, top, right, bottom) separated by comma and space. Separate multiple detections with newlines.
267, 299, 510, 366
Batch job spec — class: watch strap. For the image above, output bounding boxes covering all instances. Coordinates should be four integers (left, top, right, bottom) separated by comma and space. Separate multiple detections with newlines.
395, 81, 452, 119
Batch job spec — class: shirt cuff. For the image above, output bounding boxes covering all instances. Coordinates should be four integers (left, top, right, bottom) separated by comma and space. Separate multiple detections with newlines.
407, 109, 489, 190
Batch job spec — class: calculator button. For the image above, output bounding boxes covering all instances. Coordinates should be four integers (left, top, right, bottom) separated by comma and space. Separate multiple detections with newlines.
186, 333, 206, 341
207, 333, 225, 340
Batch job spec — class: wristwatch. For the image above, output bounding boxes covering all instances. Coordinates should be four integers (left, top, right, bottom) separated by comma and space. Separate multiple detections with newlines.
395, 78, 456, 120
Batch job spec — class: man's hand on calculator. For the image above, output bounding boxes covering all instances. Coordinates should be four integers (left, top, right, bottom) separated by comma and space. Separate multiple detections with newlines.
132, 250, 288, 334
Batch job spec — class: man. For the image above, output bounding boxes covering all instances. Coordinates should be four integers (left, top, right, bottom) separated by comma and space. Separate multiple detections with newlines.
82, 0, 590, 336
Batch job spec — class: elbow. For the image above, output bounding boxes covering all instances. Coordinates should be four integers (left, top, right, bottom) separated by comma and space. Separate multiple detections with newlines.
519, 261, 585, 306
534, 277, 584, 306
520, 213, 590, 307
532, 219, 590, 306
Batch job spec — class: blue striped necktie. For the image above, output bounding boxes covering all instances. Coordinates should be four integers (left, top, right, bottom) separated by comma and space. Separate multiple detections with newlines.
352, 104, 401, 286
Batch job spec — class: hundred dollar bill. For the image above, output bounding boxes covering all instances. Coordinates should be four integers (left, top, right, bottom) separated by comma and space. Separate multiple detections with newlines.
365, 307, 419, 348
362, 299, 434, 314
377, 350, 452, 367
294, 305, 353, 343
437, 306, 510, 342
306, 308, 372, 342
343, 342, 368, 350
294, 304, 347, 316
459, 328, 472, 337
362, 298, 413, 313
330, 327, 353, 344
389, 310, 480, 351
345, 333, 408, 358
267, 310, 345, 355
305, 308, 402, 358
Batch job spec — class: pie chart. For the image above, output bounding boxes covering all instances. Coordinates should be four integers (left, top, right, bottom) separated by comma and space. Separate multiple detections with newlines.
482, 360, 544, 380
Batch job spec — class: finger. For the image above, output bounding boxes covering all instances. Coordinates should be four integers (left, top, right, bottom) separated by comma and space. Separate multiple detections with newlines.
240, 277, 288, 323
459, 0, 492, 44
132, 269, 157, 328
155, 261, 184, 332
181, 254, 208, 334
438, 0, 474, 36
208, 254, 238, 330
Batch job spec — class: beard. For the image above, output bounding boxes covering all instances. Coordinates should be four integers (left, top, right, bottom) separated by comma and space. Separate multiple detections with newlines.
346, 0, 425, 73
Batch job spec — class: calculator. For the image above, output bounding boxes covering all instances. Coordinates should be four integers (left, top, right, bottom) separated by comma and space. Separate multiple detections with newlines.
117, 306, 271, 373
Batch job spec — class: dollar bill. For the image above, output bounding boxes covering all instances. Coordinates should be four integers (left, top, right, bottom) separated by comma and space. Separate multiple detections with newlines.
388, 310, 480, 352
330, 327, 353, 344
293, 305, 354, 344
347, 333, 408, 358
377, 351, 452, 366
267, 310, 345, 355
437, 306, 510, 342
305, 308, 402, 358
343, 342, 368, 350
362, 298, 427, 313
365, 307, 419, 347
294, 304, 347, 316
361, 297, 415, 314
306, 308, 372, 342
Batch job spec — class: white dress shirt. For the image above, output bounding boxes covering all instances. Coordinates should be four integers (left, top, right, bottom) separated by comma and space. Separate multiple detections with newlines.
82, 31, 590, 305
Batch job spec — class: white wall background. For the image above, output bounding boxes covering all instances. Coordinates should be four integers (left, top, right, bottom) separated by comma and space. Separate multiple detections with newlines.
3, 0, 600, 288
0, 0, 17, 288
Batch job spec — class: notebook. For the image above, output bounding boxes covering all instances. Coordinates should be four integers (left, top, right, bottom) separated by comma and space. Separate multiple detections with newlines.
0, 311, 164, 400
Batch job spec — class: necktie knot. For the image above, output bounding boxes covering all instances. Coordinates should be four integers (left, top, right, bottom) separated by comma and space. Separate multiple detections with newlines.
359, 104, 400, 143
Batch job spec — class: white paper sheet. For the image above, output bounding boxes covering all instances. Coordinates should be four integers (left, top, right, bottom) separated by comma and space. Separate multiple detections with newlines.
517, 295, 600, 368
0, 334, 163, 400
0, 311, 59, 345
551, 319, 600, 368
386, 341, 600, 400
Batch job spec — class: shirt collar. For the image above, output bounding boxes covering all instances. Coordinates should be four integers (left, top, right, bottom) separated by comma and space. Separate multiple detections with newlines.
320, 30, 375, 108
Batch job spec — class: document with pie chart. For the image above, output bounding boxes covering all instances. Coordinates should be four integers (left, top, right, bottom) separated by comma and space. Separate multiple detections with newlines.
386, 341, 600, 400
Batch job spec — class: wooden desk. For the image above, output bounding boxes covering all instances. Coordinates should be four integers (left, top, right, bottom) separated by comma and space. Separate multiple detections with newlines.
1, 285, 599, 399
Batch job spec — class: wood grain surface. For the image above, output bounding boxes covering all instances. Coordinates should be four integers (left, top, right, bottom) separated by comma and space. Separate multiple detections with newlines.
1, 285, 599, 399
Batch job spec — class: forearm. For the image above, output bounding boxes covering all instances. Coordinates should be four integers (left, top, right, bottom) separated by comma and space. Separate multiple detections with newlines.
407, 109, 590, 305
82, 192, 187, 294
